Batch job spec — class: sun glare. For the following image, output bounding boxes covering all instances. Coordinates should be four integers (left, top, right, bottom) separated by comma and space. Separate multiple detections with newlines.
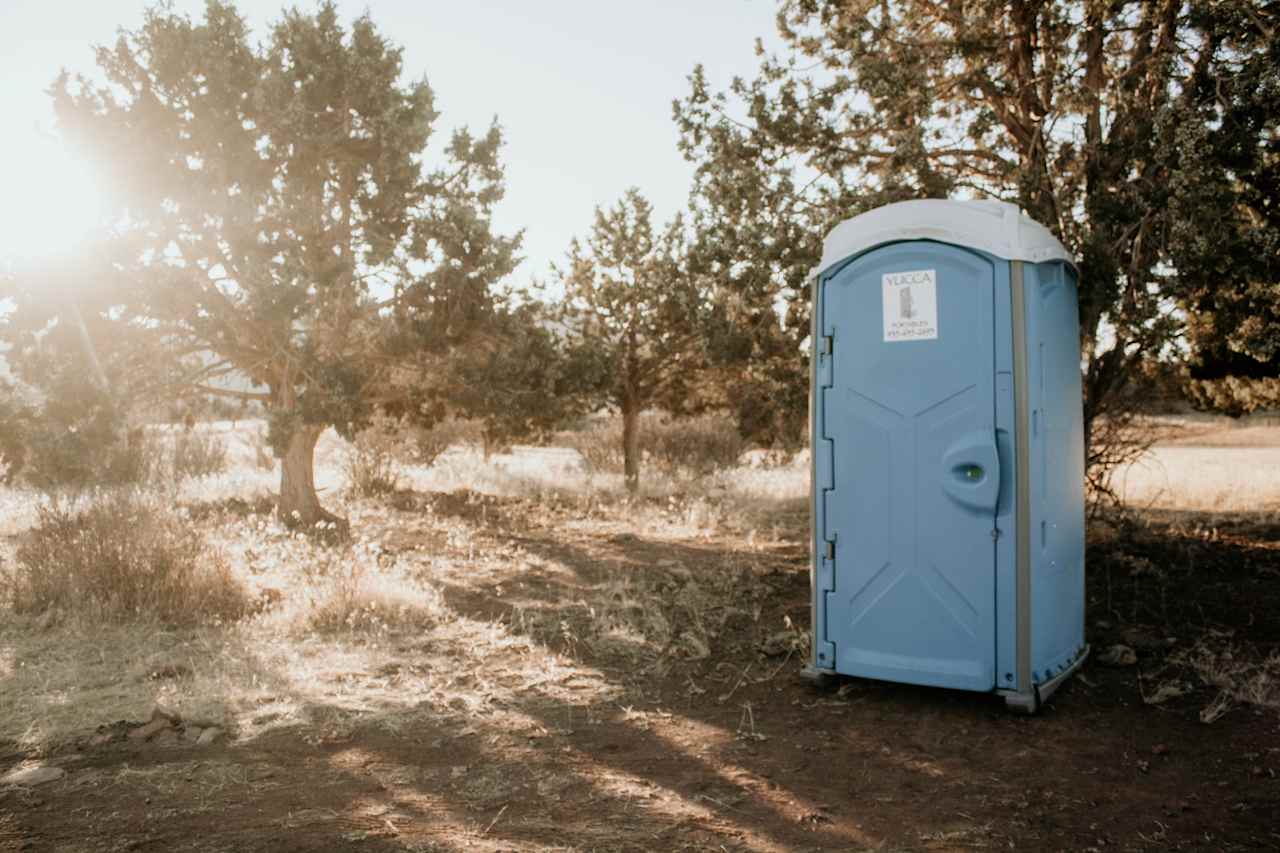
0, 129, 106, 265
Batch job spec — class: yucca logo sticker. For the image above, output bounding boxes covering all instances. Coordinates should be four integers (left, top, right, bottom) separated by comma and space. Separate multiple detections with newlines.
882, 269, 938, 342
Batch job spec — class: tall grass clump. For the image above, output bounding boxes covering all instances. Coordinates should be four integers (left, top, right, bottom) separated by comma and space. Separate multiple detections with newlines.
304, 553, 448, 636
3, 490, 248, 625
170, 429, 229, 480
343, 420, 405, 497
564, 417, 625, 475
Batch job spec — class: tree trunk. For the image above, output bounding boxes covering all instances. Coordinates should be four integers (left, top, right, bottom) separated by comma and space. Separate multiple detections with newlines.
278, 424, 348, 538
621, 395, 641, 494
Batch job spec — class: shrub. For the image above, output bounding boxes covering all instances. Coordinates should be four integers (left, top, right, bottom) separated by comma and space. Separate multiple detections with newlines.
343, 422, 404, 497
645, 414, 749, 478
0, 385, 32, 485
563, 417, 625, 475
344, 440, 400, 497
4, 491, 248, 625
25, 424, 228, 493
305, 554, 446, 636
27, 426, 157, 493
413, 417, 482, 467
564, 413, 748, 480
13, 377, 157, 493
170, 429, 228, 480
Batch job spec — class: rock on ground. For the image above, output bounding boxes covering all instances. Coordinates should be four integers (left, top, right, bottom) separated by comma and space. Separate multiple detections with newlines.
1, 766, 65, 787
196, 727, 225, 745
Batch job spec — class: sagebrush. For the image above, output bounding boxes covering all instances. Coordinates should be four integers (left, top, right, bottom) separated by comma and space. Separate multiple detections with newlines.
3, 490, 248, 625
645, 414, 750, 477
343, 426, 403, 497
414, 417, 482, 466
169, 429, 229, 480
564, 413, 748, 480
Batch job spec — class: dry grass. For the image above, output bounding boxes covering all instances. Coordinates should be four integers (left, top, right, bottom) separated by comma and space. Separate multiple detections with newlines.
1114, 418, 1280, 512
0, 493, 622, 752
0, 439, 643, 751
1105, 415, 1280, 719
562, 413, 752, 481
511, 551, 775, 670
1178, 643, 1280, 721
169, 429, 229, 480
3, 490, 248, 626
0, 415, 1274, 753
1142, 637, 1280, 722
1146, 413, 1280, 447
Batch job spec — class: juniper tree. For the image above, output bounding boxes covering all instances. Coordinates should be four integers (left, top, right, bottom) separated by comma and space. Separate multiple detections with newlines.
4, 2, 519, 528
554, 189, 709, 492
411, 301, 609, 457
1161, 2, 1279, 414
674, 0, 1275, 461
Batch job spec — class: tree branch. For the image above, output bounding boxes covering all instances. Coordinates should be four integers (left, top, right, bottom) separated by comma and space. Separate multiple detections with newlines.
192, 384, 273, 402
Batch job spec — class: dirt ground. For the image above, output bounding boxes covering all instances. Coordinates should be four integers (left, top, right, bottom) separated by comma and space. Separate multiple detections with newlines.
3, 435, 1280, 851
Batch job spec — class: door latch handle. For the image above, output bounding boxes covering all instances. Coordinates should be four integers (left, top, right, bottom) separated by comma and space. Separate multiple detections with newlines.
940, 431, 1002, 513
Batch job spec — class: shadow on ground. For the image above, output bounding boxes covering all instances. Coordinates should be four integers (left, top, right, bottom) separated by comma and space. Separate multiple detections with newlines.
2, 490, 1278, 851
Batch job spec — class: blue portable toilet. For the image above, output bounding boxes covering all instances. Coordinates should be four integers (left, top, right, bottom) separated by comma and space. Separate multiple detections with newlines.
805, 199, 1088, 712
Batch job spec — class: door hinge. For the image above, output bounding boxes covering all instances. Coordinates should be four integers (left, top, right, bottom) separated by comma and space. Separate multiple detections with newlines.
817, 334, 834, 388
818, 535, 836, 592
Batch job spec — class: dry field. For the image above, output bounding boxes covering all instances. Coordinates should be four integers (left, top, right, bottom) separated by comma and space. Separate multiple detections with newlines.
1115, 415, 1280, 515
0, 417, 1277, 852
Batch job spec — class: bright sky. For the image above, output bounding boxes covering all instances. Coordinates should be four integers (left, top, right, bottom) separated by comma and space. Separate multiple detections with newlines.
0, 0, 780, 280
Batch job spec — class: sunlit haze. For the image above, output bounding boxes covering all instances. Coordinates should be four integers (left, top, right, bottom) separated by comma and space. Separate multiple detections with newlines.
0, 0, 780, 277
0, 134, 106, 264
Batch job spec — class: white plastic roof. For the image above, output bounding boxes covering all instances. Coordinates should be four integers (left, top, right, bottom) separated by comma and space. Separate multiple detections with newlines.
816, 199, 1075, 277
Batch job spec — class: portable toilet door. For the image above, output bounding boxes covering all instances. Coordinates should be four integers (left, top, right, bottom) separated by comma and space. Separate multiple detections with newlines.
805, 199, 1089, 713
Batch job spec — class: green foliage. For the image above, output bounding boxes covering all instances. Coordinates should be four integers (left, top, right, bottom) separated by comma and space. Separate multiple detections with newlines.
0, 364, 227, 490
441, 303, 609, 452
5, 491, 248, 625
1160, 2, 1280, 414
0, 381, 33, 484
2, 1, 520, 525
674, 0, 1276, 456
557, 190, 706, 409
0, 264, 172, 491
19, 374, 153, 493
553, 189, 714, 490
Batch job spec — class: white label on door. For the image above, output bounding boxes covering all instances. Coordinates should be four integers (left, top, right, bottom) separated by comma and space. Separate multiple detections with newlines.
882, 269, 938, 342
